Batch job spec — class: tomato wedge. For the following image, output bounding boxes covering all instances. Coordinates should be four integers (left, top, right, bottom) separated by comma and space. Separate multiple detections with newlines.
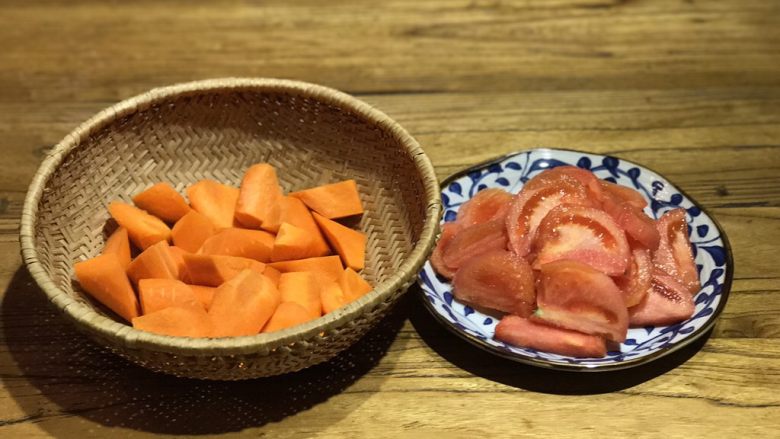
452, 249, 535, 317
495, 315, 607, 358
441, 219, 508, 272
430, 222, 464, 279
456, 188, 513, 227
524, 166, 603, 200
532, 205, 630, 276
653, 208, 700, 294
606, 203, 660, 251
535, 260, 628, 342
629, 270, 695, 327
613, 248, 652, 307
599, 180, 647, 210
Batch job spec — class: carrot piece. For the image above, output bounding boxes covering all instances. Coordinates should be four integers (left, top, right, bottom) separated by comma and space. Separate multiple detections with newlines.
132, 306, 213, 338
132, 182, 191, 223
182, 253, 266, 287
290, 179, 363, 219
320, 281, 348, 314
340, 267, 373, 302
209, 269, 280, 337
262, 302, 316, 333
278, 272, 322, 318
271, 222, 317, 262
108, 201, 171, 250
138, 278, 203, 315
126, 240, 179, 285
312, 212, 367, 270
268, 256, 344, 283
198, 227, 275, 262
187, 180, 240, 229
171, 210, 215, 253
263, 265, 281, 286
103, 227, 132, 270
74, 253, 139, 322
235, 163, 284, 232
167, 245, 190, 282
189, 285, 217, 310
279, 196, 331, 257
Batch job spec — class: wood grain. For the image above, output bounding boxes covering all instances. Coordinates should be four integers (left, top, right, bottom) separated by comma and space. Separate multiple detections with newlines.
1, 0, 779, 437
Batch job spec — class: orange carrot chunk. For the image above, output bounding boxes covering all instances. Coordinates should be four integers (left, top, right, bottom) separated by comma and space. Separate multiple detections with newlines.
269, 255, 344, 284
167, 245, 190, 282
138, 278, 203, 315
132, 306, 213, 338
103, 227, 132, 270
182, 253, 266, 287
187, 180, 239, 229
340, 267, 373, 302
132, 182, 191, 223
262, 302, 316, 333
189, 285, 217, 310
290, 179, 363, 219
235, 163, 284, 232
74, 253, 139, 322
209, 269, 280, 337
198, 227, 275, 262
171, 210, 215, 253
312, 212, 367, 270
126, 240, 179, 285
320, 281, 348, 314
263, 265, 281, 286
271, 222, 317, 262
278, 272, 322, 318
108, 201, 171, 250
279, 196, 331, 257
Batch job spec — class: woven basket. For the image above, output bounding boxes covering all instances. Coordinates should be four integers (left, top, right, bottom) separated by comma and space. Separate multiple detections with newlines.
20, 78, 441, 380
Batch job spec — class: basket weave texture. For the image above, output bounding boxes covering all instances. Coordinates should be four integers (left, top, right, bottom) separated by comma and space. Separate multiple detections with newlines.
20, 78, 441, 380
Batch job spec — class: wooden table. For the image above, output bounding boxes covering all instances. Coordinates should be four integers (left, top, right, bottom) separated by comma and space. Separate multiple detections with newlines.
2, 1, 779, 437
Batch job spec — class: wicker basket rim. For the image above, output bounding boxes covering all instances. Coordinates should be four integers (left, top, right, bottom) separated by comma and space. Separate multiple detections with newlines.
20, 77, 442, 356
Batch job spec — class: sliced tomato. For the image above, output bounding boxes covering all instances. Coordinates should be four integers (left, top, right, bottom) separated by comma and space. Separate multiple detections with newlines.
613, 248, 652, 307
456, 188, 514, 227
532, 205, 630, 276
653, 208, 700, 294
441, 219, 508, 272
524, 166, 603, 200
535, 260, 628, 342
607, 203, 660, 251
452, 249, 535, 317
430, 222, 464, 279
599, 180, 647, 210
629, 271, 695, 327
506, 175, 592, 257
495, 315, 607, 358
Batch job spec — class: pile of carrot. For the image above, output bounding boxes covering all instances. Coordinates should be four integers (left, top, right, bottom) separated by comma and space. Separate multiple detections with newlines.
73, 164, 373, 338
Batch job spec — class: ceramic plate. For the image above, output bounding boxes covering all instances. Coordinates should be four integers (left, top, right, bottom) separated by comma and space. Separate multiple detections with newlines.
418, 148, 733, 371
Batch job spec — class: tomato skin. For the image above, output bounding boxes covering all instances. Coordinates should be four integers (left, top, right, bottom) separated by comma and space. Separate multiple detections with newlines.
629, 270, 695, 327
452, 249, 536, 317
440, 219, 508, 272
524, 166, 603, 201
495, 315, 607, 358
614, 248, 652, 308
430, 222, 464, 279
599, 180, 648, 210
456, 188, 513, 227
653, 208, 700, 295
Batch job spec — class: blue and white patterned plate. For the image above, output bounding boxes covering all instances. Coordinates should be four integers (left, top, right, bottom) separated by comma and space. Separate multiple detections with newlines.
418, 148, 733, 371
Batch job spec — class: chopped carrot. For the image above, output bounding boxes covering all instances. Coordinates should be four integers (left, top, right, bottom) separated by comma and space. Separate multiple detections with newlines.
108, 201, 171, 250
340, 267, 373, 302
189, 285, 216, 310
279, 196, 331, 257
278, 272, 321, 318
182, 253, 266, 287
138, 278, 203, 315
312, 212, 367, 270
198, 227, 275, 262
268, 255, 344, 283
320, 281, 348, 314
126, 240, 179, 285
290, 179, 363, 219
132, 306, 213, 338
187, 180, 239, 229
263, 265, 281, 286
171, 210, 215, 253
235, 163, 284, 232
102, 227, 132, 270
209, 269, 280, 337
168, 245, 189, 282
271, 222, 317, 262
132, 182, 191, 223
262, 302, 316, 333
74, 253, 139, 322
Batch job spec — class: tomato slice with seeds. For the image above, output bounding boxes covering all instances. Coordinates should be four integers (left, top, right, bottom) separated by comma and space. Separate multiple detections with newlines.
532, 205, 630, 276
495, 315, 606, 358
629, 270, 695, 327
524, 166, 603, 200
452, 249, 535, 317
441, 219, 508, 272
456, 188, 514, 227
505, 175, 592, 257
534, 260, 628, 342
653, 208, 700, 295
430, 222, 464, 279
613, 248, 652, 307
